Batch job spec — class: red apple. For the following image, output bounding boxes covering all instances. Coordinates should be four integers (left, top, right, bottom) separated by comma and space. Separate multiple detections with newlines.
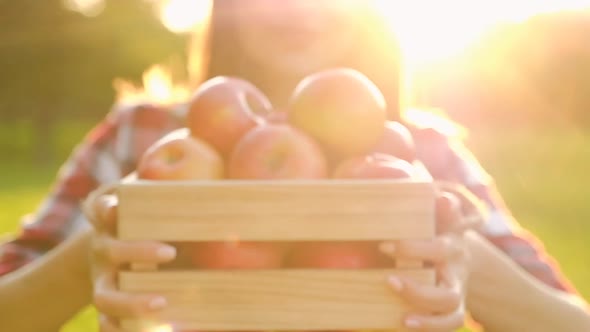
191, 241, 286, 269
288, 68, 387, 158
332, 153, 415, 179
137, 128, 224, 180
228, 123, 328, 179
187, 76, 272, 157
287, 242, 381, 269
370, 121, 416, 162
265, 109, 289, 123
203, 123, 327, 269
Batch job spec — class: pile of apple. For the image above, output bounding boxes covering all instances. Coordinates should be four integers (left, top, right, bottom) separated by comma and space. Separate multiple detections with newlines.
137, 68, 420, 270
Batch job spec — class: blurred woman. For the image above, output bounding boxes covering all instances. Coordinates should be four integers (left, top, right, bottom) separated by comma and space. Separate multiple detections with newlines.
0, 1, 586, 331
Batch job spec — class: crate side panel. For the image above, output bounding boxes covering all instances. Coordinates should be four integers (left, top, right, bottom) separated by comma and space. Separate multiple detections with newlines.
120, 269, 435, 331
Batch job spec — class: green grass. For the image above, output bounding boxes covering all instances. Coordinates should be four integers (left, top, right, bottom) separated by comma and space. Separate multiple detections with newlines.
465, 125, 590, 298
0, 122, 588, 331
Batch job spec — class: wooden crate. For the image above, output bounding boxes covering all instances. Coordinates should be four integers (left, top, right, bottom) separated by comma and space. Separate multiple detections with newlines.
117, 179, 436, 331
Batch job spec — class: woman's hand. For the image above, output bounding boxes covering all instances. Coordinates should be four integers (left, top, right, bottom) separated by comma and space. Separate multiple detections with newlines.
84, 185, 177, 331
380, 191, 477, 332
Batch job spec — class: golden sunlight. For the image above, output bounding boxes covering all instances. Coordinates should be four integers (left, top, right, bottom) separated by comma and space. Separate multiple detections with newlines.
159, 0, 212, 34
372, 0, 590, 107
148, 324, 174, 332
62, 0, 105, 17
113, 65, 190, 105
373, 0, 590, 67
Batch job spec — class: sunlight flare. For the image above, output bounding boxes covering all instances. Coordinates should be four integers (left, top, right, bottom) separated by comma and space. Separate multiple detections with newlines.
159, 0, 212, 34
373, 0, 590, 66
149, 324, 174, 332
114, 65, 190, 105
62, 0, 105, 17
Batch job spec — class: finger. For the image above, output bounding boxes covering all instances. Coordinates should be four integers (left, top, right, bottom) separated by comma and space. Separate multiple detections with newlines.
402, 308, 465, 332
435, 192, 462, 234
99, 315, 123, 332
387, 275, 462, 314
83, 183, 118, 228
83, 193, 118, 234
437, 261, 468, 290
380, 237, 465, 265
94, 236, 177, 266
97, 195, 118, 234
94, 271, 169, 319
436, 182, 488, 230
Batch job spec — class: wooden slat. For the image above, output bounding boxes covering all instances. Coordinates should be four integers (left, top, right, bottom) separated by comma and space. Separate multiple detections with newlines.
130, 263, 157, 271
117, 180, 435, 241
395, 259, 423, 269
120, 269, 435, 331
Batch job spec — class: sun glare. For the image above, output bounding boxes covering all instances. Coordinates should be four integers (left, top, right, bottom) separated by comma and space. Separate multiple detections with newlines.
149, 324, 174, 332
159, 0, 212, 34
371, 0, 590, 107
62, 0, 105, 17
114, 65, 190, 105
373, 0, 590, 67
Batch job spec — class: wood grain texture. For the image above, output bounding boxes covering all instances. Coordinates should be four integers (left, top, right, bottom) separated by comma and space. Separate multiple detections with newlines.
395, 259, 423, 269
120, 269, 435, 331
130, 263, 157, 271
117, 180, 435, 242
395, 164, 429, 270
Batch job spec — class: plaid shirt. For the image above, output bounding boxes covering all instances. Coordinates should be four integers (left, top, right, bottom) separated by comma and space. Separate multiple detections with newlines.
0, 102, 577, 295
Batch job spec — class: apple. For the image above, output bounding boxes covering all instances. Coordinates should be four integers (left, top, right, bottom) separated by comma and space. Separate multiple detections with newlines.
370, 121, 416, 162
228, 123, 328, 179
137, 128, 224, 180
186, 76, 272, 157
265, 109, 289, 123
287, 241, 381, 269
138, 129, 284, 269
290, 154, 414, 271
202, 123, 327, 269
191, 241, 286, 269
288, 68, 387, 158
332, 153, 415, 179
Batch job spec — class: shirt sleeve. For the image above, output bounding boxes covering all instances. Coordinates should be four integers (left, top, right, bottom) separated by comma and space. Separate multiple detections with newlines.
0, 103, 181, 276
412, 126, 579, 294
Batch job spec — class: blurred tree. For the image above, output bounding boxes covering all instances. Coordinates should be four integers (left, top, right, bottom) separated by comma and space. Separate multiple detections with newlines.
0, 0, 186, 162
522, 12, 590, 125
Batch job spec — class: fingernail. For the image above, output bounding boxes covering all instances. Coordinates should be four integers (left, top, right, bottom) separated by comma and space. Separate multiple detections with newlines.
157, 246, 177, 260
388, 276, 404, 292
103, 194, 118, 207
148, 297, 168, 310
379, 242, 396, 255
405, 316, 421, 329
99, 194, 116, 211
